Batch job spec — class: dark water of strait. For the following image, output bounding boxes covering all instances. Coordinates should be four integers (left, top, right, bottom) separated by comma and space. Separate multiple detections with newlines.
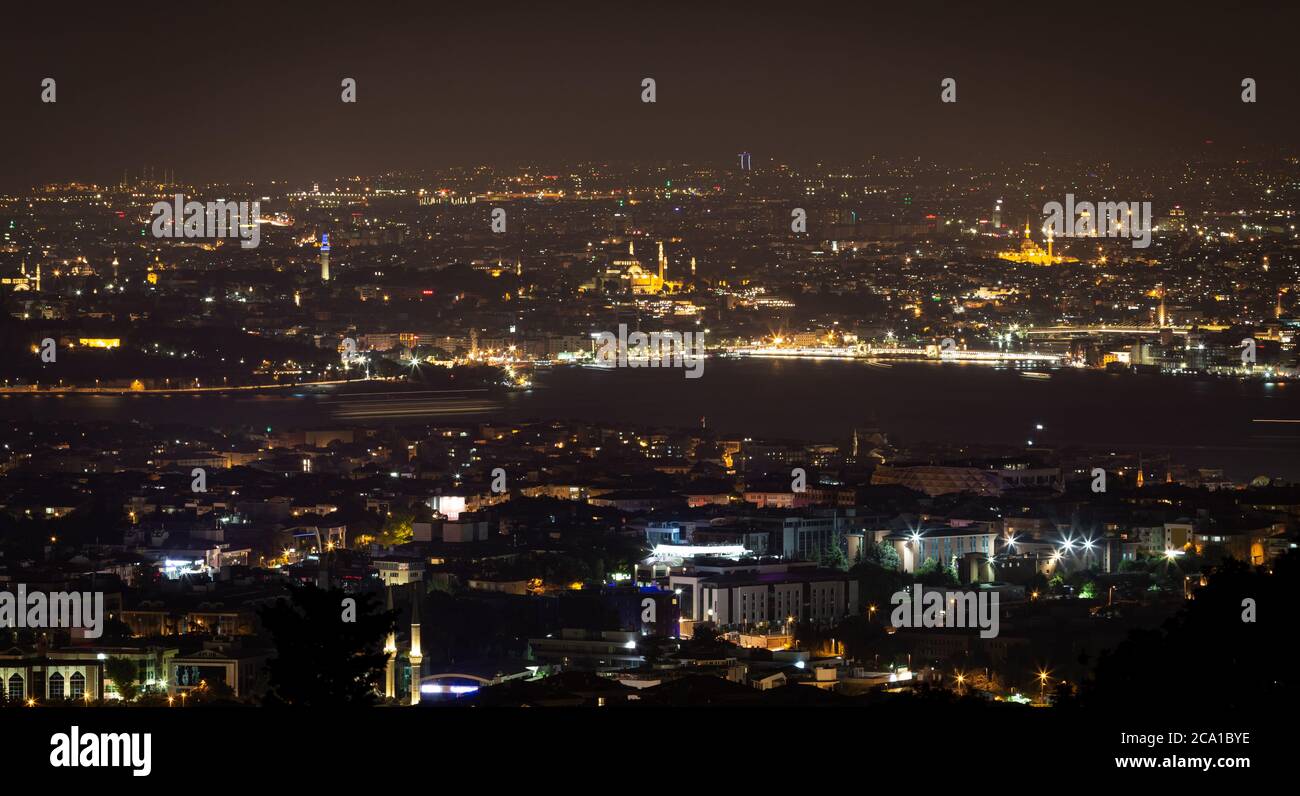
3, 360, 1296, 480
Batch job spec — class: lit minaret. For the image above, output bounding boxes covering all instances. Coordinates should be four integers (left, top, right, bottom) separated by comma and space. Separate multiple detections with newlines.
33, 262, 40, 293
408, 584, 422, 705
690, 256, 696, 276
657, 241, 666, 287
319, 233, 330, 282
383, 586, 397, 699
1158, 285, 1167, 327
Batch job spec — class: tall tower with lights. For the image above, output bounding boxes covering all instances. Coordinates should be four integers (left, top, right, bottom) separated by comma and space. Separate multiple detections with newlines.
383, 586, 397, 699
408, 584, 422, 705
319, 233, 331, 282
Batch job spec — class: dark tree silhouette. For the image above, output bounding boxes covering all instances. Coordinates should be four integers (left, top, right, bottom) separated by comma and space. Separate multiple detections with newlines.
259, 585, 395, 706
1079, 549, 1298, 712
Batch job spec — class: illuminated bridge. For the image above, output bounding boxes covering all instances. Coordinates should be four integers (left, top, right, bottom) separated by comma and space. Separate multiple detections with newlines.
1020, 325, 1192, 336
728, 346, 1063, 364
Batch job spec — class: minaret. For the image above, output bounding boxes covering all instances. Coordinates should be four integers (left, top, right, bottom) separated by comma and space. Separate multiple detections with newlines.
1158, 286, 1167, 327
690, 256, 696, 276
408, 584, 422, 705
383, 586, 397, 699
1045, 227, 1053, 262
657, 241, 666, 288
34, 262, 40, 293
628, 240, 634, 258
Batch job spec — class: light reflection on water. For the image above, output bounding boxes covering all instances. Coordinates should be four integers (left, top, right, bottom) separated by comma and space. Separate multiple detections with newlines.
2, 360, 1296, 479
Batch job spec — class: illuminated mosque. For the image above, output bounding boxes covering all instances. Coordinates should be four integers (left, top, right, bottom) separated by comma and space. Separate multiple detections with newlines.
1, 260, 40, 292
595, 240, 685, 294
997, 223, 1078, 265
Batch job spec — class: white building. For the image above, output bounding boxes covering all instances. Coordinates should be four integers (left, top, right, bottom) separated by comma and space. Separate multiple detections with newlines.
669, 559, 858, 629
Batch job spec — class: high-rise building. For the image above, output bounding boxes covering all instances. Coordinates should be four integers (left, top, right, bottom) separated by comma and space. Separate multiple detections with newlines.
319, 233, 330, 282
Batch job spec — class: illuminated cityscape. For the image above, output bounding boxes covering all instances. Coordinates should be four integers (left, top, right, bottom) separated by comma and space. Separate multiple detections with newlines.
0, 0, 1294, 779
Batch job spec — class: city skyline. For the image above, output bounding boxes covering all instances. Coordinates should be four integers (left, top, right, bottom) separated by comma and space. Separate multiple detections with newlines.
0, 2, 1293, 779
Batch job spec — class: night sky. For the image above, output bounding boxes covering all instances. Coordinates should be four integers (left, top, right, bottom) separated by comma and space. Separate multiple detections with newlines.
1, 0, 1297, 189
